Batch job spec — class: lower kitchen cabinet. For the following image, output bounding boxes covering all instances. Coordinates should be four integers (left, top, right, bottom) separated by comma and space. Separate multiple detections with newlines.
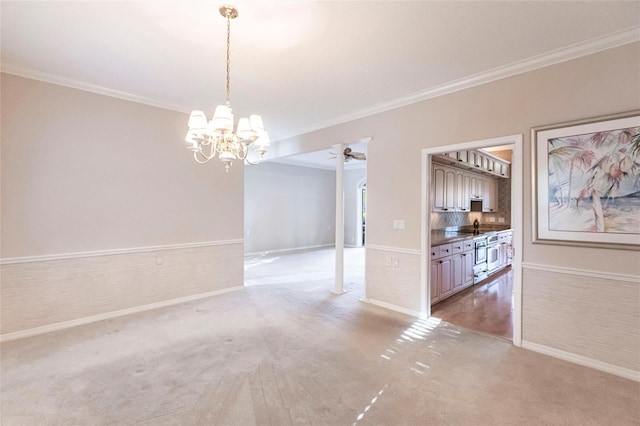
461, 250, 474, 288
430, 238, 475, 305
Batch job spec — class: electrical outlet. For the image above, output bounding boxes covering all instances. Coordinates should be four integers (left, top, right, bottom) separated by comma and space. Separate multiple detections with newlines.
498, 217, 505, 223
392, 257, 400, 268
156, 256, 163, 265
393, 219, 406, 230
385, 256, 392, 266
488, 217, 496, 223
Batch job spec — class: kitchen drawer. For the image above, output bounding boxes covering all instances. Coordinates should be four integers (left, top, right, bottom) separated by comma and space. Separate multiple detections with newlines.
451, 241, 465, 254
463, 240, 474, 251
498, 231, 512, 242
430, 243, 452, 260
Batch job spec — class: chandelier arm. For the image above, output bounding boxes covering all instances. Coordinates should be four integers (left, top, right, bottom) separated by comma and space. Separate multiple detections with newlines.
243, 153, 264, 166
193, 150, 214, 164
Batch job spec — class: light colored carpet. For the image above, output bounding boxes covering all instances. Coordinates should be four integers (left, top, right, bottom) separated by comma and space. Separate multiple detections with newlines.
1, 248, 638, 425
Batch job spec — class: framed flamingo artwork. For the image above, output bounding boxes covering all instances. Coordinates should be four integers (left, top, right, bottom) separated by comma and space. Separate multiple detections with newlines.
532, 111, 640, 249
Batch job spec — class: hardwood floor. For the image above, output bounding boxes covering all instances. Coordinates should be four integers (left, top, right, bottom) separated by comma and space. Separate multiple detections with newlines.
431, 266, 513, 340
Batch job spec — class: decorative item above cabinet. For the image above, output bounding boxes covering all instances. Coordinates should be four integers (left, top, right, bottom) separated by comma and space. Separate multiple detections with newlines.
433, 149, 510, 178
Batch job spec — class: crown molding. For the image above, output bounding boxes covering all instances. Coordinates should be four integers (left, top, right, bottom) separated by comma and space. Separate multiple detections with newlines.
0, 64, 192, 114
2, 26, 638, 140
282, 26, 640, 141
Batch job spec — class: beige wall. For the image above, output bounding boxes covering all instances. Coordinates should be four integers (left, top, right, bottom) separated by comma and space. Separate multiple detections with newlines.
1, 74, 244, 336
1, 74, 243, 258
271, 43, 640, 273
268, 43, 640, 374
244, 162, 336, 253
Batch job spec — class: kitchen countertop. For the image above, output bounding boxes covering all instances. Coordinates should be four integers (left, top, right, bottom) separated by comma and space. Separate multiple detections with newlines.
431, 226, 512, 246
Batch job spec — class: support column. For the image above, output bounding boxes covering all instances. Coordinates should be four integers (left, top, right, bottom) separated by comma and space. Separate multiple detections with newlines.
332, 143, 346, 295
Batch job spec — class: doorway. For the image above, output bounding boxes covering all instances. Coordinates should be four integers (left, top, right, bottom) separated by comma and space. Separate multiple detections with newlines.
357, 179, 366, 247
421, 134, 523, 346
244, 141, 368, 296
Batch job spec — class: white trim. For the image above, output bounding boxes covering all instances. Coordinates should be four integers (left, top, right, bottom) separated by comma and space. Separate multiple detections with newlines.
283, 27, 640, 141
362, 298, 423, 318
421, 134, 524, 347
244, 243, 333, 257
357, 177, 367, 248
3, 28, 637, 142
522, 262, 640, 283
521, 340, 640, 382
0, 286, 244, 343
0, 64, 191, 114
0, 239, 244, 265
366, 244, 421, 256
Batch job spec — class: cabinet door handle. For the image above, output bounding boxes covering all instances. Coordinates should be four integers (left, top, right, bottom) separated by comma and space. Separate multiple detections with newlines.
439, 260, 443, 264
432, 252, 436, 256
443, 208, 448, 211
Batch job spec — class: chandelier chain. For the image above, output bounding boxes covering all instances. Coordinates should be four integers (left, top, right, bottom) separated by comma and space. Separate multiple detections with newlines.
225, 11, 231, 108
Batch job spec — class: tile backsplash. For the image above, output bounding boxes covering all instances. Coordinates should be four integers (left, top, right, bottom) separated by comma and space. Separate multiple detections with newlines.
431, 212, 482, 229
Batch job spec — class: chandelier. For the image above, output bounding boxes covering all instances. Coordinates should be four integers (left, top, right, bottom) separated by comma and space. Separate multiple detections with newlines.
185, 5, 269, 171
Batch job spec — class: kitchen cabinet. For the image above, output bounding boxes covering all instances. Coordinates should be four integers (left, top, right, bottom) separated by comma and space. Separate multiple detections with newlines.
500, 163, 510, 178
432, 165, 456, 212
438, 257, 453, 299
470, 176, 483, 199
432, 149, 510, 179
498, 230, 513, 266
432, 164, 499, 213
430, 237, 476, 305
430, 259, 440, 304
455, 171, 471, 211
492, 230, 513, 273
482, 178, 497, 212
498, 242, 508, 269
461, 250, 474, 288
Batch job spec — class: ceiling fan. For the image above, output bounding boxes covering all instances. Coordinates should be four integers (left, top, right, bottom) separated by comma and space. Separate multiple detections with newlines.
330, 146, 366, 162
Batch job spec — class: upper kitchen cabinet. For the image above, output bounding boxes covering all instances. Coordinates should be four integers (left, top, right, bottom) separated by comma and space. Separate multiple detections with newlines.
432, 164, 498, 213
432, 149, 510, 179
433, 165, 456, 212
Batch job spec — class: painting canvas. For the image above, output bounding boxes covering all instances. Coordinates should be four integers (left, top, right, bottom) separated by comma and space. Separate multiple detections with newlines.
532, 112, 640, 249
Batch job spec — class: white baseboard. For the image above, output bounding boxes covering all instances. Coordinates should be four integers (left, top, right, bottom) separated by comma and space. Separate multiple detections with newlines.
244, 244, 333, 257
363, 298, 423, 318
0, 286, 244, 343
521, 340, 640, 382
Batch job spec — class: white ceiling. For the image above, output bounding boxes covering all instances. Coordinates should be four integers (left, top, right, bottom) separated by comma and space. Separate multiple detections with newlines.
2, 1, 639, 150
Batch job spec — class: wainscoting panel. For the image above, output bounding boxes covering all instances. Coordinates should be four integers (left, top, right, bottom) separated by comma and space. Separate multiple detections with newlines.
365, 246, 422, 314
0, 242, 243, 336
522, 264, 639, 375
